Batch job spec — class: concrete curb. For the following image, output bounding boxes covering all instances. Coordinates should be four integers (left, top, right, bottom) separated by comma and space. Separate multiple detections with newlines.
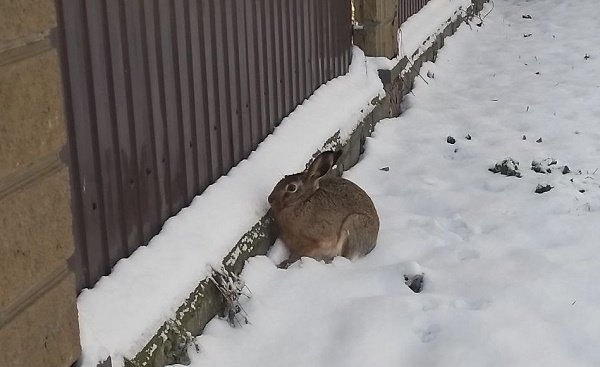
121, 1, 488, 366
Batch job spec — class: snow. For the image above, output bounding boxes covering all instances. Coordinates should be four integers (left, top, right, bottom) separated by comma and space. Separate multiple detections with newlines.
175, 0, 600, 366
77, 48, 384, 366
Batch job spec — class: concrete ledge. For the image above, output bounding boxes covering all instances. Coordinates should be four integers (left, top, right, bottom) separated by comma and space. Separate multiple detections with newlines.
120, 1, 488, 366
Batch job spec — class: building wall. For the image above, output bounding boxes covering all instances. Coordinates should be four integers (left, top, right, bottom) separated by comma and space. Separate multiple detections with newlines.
0, 1, 80, 366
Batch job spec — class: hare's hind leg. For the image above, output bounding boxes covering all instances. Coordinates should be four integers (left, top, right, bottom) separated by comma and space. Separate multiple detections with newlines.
340, 214, 379, 260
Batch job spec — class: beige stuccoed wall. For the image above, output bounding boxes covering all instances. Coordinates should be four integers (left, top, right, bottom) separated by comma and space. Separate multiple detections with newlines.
0, 0, 80, 366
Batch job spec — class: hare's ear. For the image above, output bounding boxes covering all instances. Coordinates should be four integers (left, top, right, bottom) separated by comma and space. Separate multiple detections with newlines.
306, 150, 342, 181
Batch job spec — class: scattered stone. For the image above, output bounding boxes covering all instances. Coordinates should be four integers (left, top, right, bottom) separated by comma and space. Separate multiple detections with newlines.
447, 136, 456, 144
579, 189, 586, 193
524, 33, 532, 37
531, 161, 546, 174
465, 134, 472, 140
522, 135, 527, 140
531, 159, 565, 174
454, 148, 459, 153
426, 70, 435, 79
380, 166, 390, 172
584, 54, 590, 60
522, 14, 532, 19
535, 71, 540, 75
536, 137, 543, 143
489, 158, 521, 178
535, 184, 553, 194
404, 274, 424, 293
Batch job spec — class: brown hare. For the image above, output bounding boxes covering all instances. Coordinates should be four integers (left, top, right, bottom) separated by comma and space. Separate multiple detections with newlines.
268, 151, 379, 268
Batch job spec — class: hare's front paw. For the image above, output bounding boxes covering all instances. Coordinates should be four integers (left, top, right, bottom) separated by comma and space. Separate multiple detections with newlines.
278, 253, 301, 269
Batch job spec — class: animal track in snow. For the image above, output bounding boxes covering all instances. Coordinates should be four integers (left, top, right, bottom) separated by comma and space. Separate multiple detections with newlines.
457, 248, 480, 261
417, 324, 441, 343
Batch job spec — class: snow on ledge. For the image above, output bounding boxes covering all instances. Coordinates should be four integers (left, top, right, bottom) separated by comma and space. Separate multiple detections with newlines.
77, 47, 384, 367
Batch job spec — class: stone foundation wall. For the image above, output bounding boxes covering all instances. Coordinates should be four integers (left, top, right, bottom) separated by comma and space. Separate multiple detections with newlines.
0, 1, 80, 366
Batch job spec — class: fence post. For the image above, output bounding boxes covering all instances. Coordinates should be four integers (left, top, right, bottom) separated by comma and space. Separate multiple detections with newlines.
353, 0, 398, 58
0, 1, 80, 366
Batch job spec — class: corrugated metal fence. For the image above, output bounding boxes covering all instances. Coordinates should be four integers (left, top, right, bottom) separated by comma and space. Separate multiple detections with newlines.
398, 0, 431, 23
56, 0, 352, 291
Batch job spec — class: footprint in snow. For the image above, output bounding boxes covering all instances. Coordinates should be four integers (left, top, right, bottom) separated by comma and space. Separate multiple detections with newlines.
453, 298, 489, 311
457, 248, 480, 261
417, 324, 441, 343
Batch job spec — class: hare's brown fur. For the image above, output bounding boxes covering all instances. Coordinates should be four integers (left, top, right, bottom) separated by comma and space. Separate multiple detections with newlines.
268, 151, 379, 268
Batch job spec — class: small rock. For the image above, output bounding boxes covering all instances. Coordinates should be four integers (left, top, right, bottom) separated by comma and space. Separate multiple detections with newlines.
380, 166, 390, 172
490, 158, 521, 178
562, 166, 571, 174
522, 135, 527, 140
454, 148, 458, 153
536, 137, 543, 143
522, 14, 532, 19
535, 71, 540, 75
524, 33, 532, 37
549, 160, 557, 166
584, 54, 590, 60
579, 189, 586, 193
447, 136, 456, 144
465, 134, 472, 140
404, 274, 424, 293
531, 161, 542, 173
535, 184, 553, 194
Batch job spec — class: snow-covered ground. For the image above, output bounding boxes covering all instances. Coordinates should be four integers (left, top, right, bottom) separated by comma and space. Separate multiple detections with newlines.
177, 0, 600, 366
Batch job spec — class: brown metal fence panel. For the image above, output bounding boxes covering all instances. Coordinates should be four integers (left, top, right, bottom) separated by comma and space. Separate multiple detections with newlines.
56, 0, 353, 291
398, 0, 431, 24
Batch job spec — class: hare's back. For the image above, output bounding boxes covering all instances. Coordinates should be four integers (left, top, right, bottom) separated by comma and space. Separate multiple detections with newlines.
319, 177, 377, 214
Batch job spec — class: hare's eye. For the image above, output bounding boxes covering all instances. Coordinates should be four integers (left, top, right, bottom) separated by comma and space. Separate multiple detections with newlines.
286, 183, 297, 192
